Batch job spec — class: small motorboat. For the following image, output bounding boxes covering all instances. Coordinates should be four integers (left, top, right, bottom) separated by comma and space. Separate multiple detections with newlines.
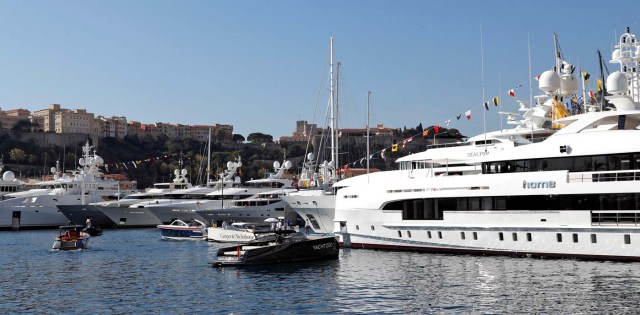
210, 231, 339, 267
52, 224, 90, 250
157, 219, 208, 240
206, 222, 262, 243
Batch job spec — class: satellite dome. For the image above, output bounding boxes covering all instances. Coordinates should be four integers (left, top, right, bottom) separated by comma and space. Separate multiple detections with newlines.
50, 167, 57, 174
174, 169, 180, 176
612, 48, 621, 62
227, 161, 233, 170
539, 70, 560, 93
3, 171, 15, 181
79, 158, 86, 166
307, 153, 314, 161
284, 160, 292, 169
95, 156, 104, 165
607, 71, 628, 95
273, 161, 281, 169
181, 169, 188, 175
560, 76, 578, 95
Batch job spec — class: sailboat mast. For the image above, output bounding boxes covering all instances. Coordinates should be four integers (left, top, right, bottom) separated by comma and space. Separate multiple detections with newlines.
329, 37, 337, 181
207, 126, 211, 186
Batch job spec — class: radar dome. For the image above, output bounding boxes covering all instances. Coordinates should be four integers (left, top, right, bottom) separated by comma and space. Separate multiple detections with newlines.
95, 156, 104, 165
307, 153, 314, 161
79, 158, 86, 166
560, 76, 578, 95
174, 169, 180, 176
89, 158, 96, 165
607, 71, 628, 95
3, 171, 15, 181
227, 161, 233, 170
284, 160, 292, 169
273, 161, 281, 169
181, 169, 188, 175
612, 48, 621, 62
50, 167, 57, 174
539, 70, 560, 93
561, 62, 574, 75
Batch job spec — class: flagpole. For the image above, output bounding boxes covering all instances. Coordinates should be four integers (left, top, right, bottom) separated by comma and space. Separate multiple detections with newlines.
366, 91, 370, 177
480, 23, 487, 146
499, 73, 503, 131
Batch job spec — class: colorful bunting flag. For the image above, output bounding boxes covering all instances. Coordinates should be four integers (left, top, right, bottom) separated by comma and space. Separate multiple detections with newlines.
484, 102, 489, 110
391, 143, 398, 152
582, 71, 590, 82
493, 97, 499, 106
508, 89, 516, 98
434, 125, 440, 134
466, 110, 471, 120
456, 114, 462, 120
422, 129, 429, 137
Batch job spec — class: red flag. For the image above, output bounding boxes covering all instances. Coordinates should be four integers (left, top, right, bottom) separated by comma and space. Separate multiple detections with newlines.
465, 110, 471, 120
589, 90, 596, 99
508, 89, 516, 98
434, 125, 440, 134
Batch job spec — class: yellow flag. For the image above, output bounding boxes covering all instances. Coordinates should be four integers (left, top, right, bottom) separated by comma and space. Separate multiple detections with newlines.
422, 129, 429, 137
391, 143, 398, 152
596, 79, 603, 92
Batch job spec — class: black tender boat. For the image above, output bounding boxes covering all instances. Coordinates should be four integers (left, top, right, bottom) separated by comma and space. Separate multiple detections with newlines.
210, 231, 339, 267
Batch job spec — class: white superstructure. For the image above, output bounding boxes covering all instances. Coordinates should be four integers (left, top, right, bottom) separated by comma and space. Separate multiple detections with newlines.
334, 30, 640, 261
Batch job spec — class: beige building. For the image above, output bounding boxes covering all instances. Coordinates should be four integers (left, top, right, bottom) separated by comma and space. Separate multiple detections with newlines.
0, 108, 31, 130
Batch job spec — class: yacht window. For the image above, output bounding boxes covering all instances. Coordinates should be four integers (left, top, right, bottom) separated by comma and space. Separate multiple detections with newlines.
557, 233, 563, 242
591, 234, 597, 243
512, 233, 518, 241
460, 232, 466, 240
498, 232, 504, 241
438, 231, 442, 239
356, 225, 359, 230
573, 234, 579, 243
427, 231, 432, 238
472, 232, 478, 240
398, 231, 402, 238
407, 231, 412, 238
371, 225, 375, 231
526, 233, 532, 242
625, 234, 631, 244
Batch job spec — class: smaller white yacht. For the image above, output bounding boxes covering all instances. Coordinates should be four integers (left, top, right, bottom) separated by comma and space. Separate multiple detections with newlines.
57, 168, 192, 228
0, 159, 26, 201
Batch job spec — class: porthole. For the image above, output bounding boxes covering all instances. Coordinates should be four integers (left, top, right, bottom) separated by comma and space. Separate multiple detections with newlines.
526, 233, 532, 242
557, 233, 562, 242
498, 232, 504, 241
460, 232, 466, 240
356, 225, 359, 231
438, 231, 442, 239
407, 231, 412, 238
591, 234, 597, 243
371, 225, 375, 231
512, 233, 518, 241
573, 233, 578, 243
625, 234, 631, 244
427, 231, 432, 238
398, 231, 402, 238
473, 232, 478, 240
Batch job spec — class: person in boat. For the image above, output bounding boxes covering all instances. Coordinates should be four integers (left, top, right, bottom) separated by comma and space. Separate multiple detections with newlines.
85, 218, 93, 228
305, 219, 311, 234
222, 221, 228, 229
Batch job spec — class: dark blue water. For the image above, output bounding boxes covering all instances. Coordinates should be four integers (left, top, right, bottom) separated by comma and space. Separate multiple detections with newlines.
2, 229, 640, 314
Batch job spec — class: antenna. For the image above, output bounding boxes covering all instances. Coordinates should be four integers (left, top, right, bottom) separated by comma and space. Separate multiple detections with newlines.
528, 33, 534, 140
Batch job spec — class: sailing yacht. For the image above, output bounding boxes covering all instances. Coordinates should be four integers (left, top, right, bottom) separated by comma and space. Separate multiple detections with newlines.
281, 37, 342, 233
0, 140, 134, 230
333, 29, 640, 261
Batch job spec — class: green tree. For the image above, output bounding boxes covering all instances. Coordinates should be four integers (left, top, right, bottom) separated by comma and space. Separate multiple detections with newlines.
9, 148, 26, 166
247, 132, 273, 144
232, 134, 245, 143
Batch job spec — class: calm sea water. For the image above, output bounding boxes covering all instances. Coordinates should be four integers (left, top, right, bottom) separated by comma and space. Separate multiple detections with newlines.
1, 228, 640, 314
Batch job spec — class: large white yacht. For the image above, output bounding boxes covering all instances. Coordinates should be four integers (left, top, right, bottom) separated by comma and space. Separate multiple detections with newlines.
57, 168, 192, 228
0, 141, 134, 230
333, 29, 640, 261
0, 160, 26, 201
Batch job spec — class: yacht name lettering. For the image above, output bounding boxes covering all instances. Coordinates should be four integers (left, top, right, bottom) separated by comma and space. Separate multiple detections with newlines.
522, 180, 556, 189
467, 151, 490, 158
221, 234, 254, 239
313, 243, 335, 250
